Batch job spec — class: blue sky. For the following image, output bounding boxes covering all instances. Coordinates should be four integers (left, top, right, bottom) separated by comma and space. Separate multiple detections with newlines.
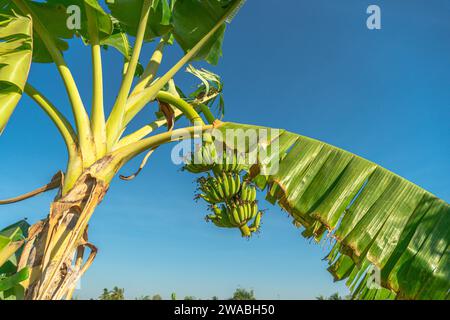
1, 0, 449, 299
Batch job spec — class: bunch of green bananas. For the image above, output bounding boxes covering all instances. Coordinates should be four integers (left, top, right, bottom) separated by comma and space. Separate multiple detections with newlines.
185, 142, 263, 237
212, 151, 249, 175
184, 142, 250, 174
197, 172, 241, 203
206, 203, 262, 237
183, 142, 217, 174
200, 178, 262, 237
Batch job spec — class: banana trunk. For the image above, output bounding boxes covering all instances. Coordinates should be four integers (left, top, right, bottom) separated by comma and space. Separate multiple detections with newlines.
18, 160, 112, 300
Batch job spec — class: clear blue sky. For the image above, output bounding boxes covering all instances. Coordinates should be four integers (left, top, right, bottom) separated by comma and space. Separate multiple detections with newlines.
1, 0, 449, 299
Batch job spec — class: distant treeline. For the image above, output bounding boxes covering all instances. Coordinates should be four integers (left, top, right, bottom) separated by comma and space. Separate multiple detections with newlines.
75, 287, 344, 300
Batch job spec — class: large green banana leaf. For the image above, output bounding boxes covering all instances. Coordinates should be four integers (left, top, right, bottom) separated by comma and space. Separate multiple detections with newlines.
2, 1, 74, 63
0, 11, 33, 135
218, 122, 449, 300
47, 0, 113, 40
2, 1, 114, 62
0, 220, 30, 300
106, 0, 241, 65
172, 0, 242, 65
106, 0, 172, 42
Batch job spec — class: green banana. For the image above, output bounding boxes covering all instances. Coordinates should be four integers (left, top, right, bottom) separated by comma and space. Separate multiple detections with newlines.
249, 212, 262, 232
185, 163, 211, 173
212, 161, 223, 175
210, 186, 222, 202
242, 202, 248, 221
229, 153, 237, 172
219, 176, 228, 199
246, 203, 252, 221
206, 205, 235, 228
240, 182, 248, 200
251, 202, 258, 219
221, 208, 236, 228
230, 205, 242, 226
221, 172, 230, 198
211, 176, 218, 197
228, 173, 236, 198
236, 204, 243, 223
234, 174, 241, 196
199, 193, 218, 204
239, 182, 256, 202
251, 186, 257, 202
199, 181, 220, 203
212, 205, 222, 216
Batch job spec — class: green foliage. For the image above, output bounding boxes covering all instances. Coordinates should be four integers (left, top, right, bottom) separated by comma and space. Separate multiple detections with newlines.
54, 0, 113, 40
0, 220, 30, 300
0, 11, 33, 134
98, 286, 125, 300
316, 293, 345, 300
231, 288, 255, 300
1, 0, 242, 69
171, 0, 240, 65
185, 64, 225, 119
1, 1, 77, 63
2, 0, 447, 302
25, 1, 74, 63
216, 122, 450, 300
106, 0, 172, 42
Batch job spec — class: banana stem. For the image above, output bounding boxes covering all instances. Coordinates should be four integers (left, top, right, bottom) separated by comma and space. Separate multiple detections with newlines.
129, 36, 168, 98
156, 91, 204, 125
65, 245, 84, 300
24, 84, 78, 156
239, 224, 251, 237
198, 104, 216, 124
24, 84, 83, 194
106, 0, 153, 151
86, 4, 106, 157
114, 110, 182, 150
115, 82, 185, 149
97, 124, 216, 183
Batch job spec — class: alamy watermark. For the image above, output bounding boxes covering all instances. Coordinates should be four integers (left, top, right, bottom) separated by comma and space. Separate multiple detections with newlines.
367, 5, 382, 30
65, 4, 382, 31
367, 264, 382, 289
66, 5, 81, 30
171, 125, 281, 175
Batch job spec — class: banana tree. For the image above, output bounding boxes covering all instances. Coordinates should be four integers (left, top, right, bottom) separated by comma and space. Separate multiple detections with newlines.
0, 0, 448, 300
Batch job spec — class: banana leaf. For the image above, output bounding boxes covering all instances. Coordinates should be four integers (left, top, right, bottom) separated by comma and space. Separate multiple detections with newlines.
0, 11, 33, 134
0, 268, 29, 293
0, 220, 30, 300
47, 0, 113, 40
106, 0, 172, 42
172, 0, 243, 65
2, 1, 114, 62
217, 122, 450, 300
2, 1, 74, 63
